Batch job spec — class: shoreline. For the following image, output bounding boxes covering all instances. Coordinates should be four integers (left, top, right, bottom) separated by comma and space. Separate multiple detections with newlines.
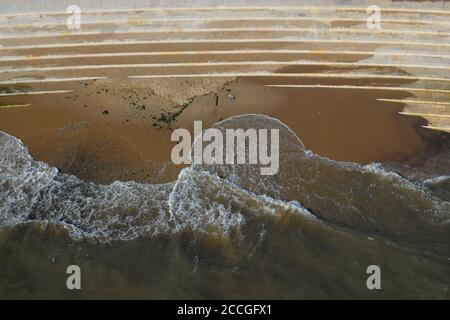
0, 77, 448, 184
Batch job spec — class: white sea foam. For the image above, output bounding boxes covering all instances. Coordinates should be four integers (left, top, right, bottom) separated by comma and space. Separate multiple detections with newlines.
424, 175, 450, 185
0, 114, 449, 245
0, 128, 316, 242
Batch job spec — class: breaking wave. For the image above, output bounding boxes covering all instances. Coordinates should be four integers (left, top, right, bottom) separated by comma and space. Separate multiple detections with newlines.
0, 114, 449, 257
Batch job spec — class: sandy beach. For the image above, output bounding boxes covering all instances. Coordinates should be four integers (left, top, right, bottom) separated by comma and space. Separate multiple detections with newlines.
0, 73, 446, 184
1, 2, 449, 183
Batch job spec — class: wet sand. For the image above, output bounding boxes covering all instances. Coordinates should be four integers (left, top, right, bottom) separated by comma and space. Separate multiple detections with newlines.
0, 2, 448, 184
0, 74, 445, 184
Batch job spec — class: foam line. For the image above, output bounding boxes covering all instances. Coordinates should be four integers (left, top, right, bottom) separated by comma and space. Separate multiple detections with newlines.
265, 84, 450, 94
399, 112, 450, 118
127, 72, 450, 82
1, 50, 448, 62
0, 77, 107, 84
0, 104, 31, 109
377, 99, 450, 106
1, 27, 448, 40
1, 39, 448, 51
0, 6, 449, 18
0, 90, 73, 97
421, 125, 450, 132
1, 17, 449, 30
2, 62, 449, 74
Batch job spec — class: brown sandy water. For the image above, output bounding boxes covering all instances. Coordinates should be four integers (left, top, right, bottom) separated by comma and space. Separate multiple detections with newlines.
1, 1, 449, 299
1, 76, 449, 300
